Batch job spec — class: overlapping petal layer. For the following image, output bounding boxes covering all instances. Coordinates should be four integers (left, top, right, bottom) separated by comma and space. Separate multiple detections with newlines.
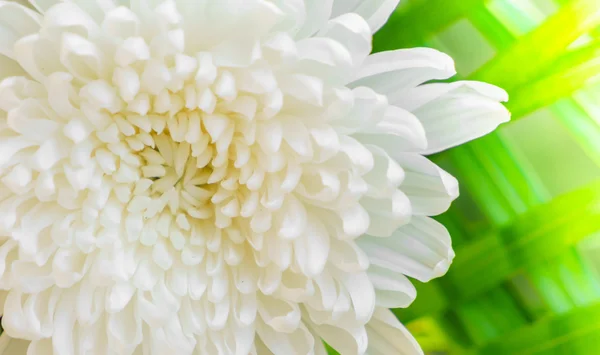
0, 0, 509, 354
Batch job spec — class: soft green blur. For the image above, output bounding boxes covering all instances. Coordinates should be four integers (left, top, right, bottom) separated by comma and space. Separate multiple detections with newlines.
368, 0, 600, 354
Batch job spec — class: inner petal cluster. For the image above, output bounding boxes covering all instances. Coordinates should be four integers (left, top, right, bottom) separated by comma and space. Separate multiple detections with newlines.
0, 2, 386, 354
0, 0, 505, 354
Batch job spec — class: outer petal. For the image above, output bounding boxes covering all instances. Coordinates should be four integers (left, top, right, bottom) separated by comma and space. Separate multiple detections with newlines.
367, 265, 416, 308
365, 308, 423, 355
357, 216, 454, 283
331, 0, 400, 33
28, 0, 60, 13
350, 48, 455, 93
0, 1, 42, 59
392, 81, 511, 154
307, 322, 368, 355
256, 320, 315, 355
393, 153, 459, 216
319, 13, 372, 67
354, 105, 428, 152
296, 0, 334, 39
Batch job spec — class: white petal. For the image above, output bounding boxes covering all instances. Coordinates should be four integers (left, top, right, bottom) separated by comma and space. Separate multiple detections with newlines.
365, 308, 423, 355
307, 321, 368, 355
211, 38, 262, 68
102, 6, 141, 39
353, 0, 400, 33
0, 1, 41, 59
258, 295, 301, 333
357, 216, 454, 283
368, 265, 416, 308
293, 215, 329, 277
354, 105, 428, 152
52, 295, 76, 355
319, 13, 372, 67
28, 0, 60, 13
257, 320, 315, 355
393, 153, 459, 216
336, 271, 375, 324
108, 300, 143, 352
296, 0, 334, 39
60, 32, 106, 82
351, 48, 455, 93
14, 34, 62, 83
331, 0, 400, 33
395, 81, 511, 154
42, 3, 100, 38
329, 239, 369, 273
362, 145, 405, 198
360, 190, 412, 237
331, 0, 361, 17
295, 37, 353, 84
280, 74, 324, 106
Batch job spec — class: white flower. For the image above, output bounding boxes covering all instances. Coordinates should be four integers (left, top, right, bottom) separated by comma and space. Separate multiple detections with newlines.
0, 0, 509, 354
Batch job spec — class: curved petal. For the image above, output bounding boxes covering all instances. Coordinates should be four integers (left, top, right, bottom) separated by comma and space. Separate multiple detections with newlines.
258, 295, 301, 333
319, 13, 372, 67
365, 308, 423, 355
393, 81, 510, 154
296, 0, 334, 39
28, 0, 61, 13
357, 216, 454, 283
331, 0, 361, 18
293, 214, 329, 277
331, 0, 400, 33
0, 1, 42, 59
306, 320, 368, 355
393, 153, 459, 216
353, 0, 401, 33
256, 320, 315, 355
360, 189, 412, 237
294, 37, 354, 85
353, 105, 428, 152
350, 48, 455, 92
368, 265, 416, 308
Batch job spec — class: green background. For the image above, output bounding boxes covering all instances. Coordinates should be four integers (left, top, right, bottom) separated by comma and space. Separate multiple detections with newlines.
368, 0, 600, 354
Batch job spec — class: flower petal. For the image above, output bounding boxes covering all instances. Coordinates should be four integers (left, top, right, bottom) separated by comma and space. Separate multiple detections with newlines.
293, 214, 329, 277
394, 81, 511, 154
360, 189, 412, 237
357, 216, 454, 283
256, 319, 315, 355
296, 0, 334, 39
353, 0, 401, 33
0, 1, 41, 59
319, 13, 372, 67
351, 48, 455, 93
365, 308, 424, 355
368, 265, 416, 308
331, 0, 400, 33
28, 0, 60, 13
393, 153, 459, 216
354, 105, 428, 152
307, 321, 368, 355
258, 295, 301, 333
295, 37, 353, 84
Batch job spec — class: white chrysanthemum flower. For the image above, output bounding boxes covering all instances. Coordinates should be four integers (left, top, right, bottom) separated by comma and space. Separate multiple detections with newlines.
0, 0, 509, 354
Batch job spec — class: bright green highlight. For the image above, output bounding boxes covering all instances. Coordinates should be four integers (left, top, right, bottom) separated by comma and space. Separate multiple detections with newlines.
368, 0, 600, 354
